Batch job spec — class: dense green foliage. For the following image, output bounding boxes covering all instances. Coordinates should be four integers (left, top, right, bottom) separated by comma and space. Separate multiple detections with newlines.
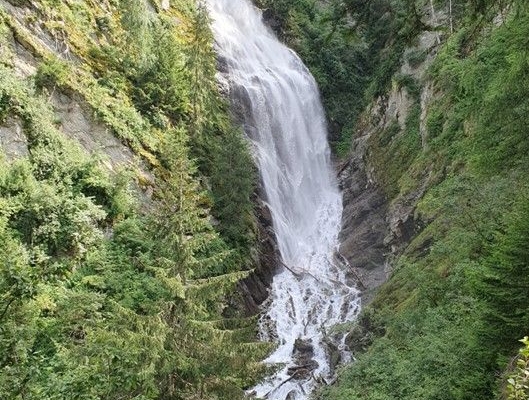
0, 0, 268, 398
314, 1, 529, 399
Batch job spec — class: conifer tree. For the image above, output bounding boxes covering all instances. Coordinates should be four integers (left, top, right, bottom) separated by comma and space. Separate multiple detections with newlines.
477, 194, 529, 352
118, 0, 155, 72
150, 127, 229, 278
186, 0, 221, 136
150, 129, 268, 400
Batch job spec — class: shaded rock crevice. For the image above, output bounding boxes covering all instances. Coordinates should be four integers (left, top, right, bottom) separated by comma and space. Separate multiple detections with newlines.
237, 192, 280, 315
338, 16, 445, 305
337, 133, 388, 306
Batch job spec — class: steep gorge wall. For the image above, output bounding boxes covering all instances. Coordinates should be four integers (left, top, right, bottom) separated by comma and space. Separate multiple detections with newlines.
0, 0, 155, 186
215, 58, 281, 316
337, 17, 444, 305
317, 1, 529, 398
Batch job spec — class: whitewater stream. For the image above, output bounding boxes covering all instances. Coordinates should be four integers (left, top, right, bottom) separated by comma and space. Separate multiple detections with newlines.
206, 1, 360, 399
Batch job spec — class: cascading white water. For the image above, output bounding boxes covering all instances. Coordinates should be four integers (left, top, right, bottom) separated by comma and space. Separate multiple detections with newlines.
206, 1, 360, 399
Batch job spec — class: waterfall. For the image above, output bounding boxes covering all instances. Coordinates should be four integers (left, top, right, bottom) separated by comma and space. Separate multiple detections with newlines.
206, 1, 360, 399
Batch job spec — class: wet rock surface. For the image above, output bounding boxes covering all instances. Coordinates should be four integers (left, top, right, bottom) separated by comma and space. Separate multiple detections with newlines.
288, 338, 319, 380
337, 7, 444, 307
236, 188, 280, 316
323, 336, 341, 375
337, 139, 389, 305
262, 8, 282, 32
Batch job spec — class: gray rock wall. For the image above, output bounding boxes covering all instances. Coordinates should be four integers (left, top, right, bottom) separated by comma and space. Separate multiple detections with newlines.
338, 14, 445, 304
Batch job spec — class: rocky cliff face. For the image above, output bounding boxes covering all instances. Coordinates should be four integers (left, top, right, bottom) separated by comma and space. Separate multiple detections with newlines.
0, 0, 155, 194
337, 134, 388, 305
337, 10, 445, 304
237, 194, 280, 315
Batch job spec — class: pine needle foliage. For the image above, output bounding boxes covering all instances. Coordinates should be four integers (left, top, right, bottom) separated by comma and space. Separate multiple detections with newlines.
0, 1, 266, 398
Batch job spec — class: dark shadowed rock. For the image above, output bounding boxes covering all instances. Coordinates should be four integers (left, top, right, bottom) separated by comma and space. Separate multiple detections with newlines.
288, 338, 319, 379
337, 137, 389, 305
236, 186, 280, 316
294, 338, 314, 355
323, 338, 341, 375
262, 9, 282, 33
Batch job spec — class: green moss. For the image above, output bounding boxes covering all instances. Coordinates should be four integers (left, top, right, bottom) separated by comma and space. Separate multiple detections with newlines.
368, 102, 422, 198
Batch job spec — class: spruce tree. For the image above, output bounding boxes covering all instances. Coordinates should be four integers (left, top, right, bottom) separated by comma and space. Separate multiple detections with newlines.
478, 194, 529, 352
186, 0, 221, 136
